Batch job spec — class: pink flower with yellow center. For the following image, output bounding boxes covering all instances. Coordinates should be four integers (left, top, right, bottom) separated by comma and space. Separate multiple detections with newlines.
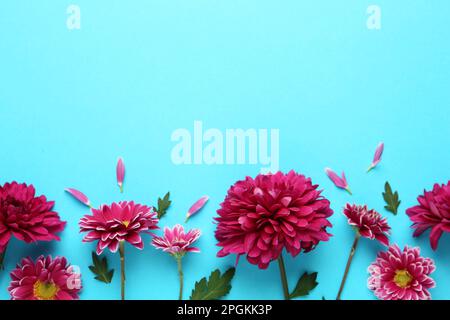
79, 201, 158, 300
79, 201, 159, 255
8, 255, 81, 300
368, 245, 436, 300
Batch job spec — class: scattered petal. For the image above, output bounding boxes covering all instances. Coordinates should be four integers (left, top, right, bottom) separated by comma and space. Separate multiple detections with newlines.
367, 142, 384, 172
325, 168, 352, 195
65, 188, 92, 208
186, 196, 209, 222
116, 158, 125, 193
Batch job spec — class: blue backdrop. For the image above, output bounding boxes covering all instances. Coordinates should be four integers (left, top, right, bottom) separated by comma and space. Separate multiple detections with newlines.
0, 1, 449, 300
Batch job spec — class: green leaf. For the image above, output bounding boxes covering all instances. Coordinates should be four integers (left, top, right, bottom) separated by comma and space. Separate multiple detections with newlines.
382, 182, 401, 215
190, 267, 235, 300
289, 272, 318, 299
89, 252, 114, 284
156, 192, 171, 219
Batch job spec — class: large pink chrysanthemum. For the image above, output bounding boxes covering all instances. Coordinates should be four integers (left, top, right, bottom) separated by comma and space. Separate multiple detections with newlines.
343, 204, 390, 246
79, 201, 158, 254
215, 171, 333, 269
0, 182, 66, 252
152, 224, 201, 256
368, 245, 436, 300
8, 255, 81, 300
406, 181, 450, 250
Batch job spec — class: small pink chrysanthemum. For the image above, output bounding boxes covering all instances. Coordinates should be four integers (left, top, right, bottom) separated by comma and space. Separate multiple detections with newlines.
368, 245, 436, 300
0, 182, 66, 253
152, 224, 201, 256
79, 201, 158, 254
8, 255, 81, 300
406, 181, 450, 250
215, 171, 333, 269
344, 204, 390, 246
152, 224, 201, 300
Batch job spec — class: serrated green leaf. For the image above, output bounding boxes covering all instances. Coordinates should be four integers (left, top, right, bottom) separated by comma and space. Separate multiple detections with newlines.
383, 182, 401, 215
89, 252, 114, 284
190, 267, 235, 300
156, 192, 171, 219
289, 272, 318, 299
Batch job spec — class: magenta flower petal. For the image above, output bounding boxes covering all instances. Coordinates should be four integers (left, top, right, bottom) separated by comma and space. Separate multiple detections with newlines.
65, 188, 92, 208
325, 168, 352, 195
367, 142, 384, 172
186, 196, 209, 222
116, 158, 125, 193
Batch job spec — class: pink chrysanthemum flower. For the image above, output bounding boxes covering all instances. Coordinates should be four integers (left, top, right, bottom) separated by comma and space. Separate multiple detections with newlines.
406, 181, 450, 250
8, 255, 81, 300
152, 224, 201, 256
0, 182, 66, 267
368, 245, 436, 300
215, 171, 333, 269
79, 201, 158, 254
152, 224, 201, 300
344, 204, 390, 246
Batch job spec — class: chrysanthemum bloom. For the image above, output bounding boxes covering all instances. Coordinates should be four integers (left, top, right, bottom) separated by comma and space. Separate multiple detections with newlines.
0, 182, 66, 269
152, 224, 201, 256
152, 224, 201, 300
8, 255, 81, 300
406, 181, 450, 250
215, 171, 333, 299
343, 204, 390, 246
336, 204, 391, 300
79, 201, 158, 300
368, 245, 436, 300
79, 201, 158, 254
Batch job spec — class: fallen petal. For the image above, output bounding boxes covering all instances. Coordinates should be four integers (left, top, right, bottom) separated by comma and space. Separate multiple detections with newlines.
65, 188, 92, 207
186, 196, 209, 222
116, 157, 125, 193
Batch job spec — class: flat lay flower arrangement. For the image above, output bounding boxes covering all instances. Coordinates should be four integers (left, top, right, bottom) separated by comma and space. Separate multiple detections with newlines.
0, 143, 448, 300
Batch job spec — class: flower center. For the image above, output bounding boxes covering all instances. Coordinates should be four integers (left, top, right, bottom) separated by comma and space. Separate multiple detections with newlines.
33, 280, 59, 300
122, 220, 130, 227
394, 269, 413, 288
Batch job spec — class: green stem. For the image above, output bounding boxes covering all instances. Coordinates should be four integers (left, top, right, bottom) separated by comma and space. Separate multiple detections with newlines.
177, 256, 184, 300
119, 241, 126, 300
0, 246, 7, 271
277, 254, 290, 300
336, 233, 360, 300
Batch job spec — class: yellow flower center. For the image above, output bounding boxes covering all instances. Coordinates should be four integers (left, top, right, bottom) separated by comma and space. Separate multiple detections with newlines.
394, 269, 413, 288
122, 220, 130, 227
33, 280, 59, 300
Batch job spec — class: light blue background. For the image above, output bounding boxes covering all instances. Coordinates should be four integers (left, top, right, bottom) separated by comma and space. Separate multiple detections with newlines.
1, 1, 449, 300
